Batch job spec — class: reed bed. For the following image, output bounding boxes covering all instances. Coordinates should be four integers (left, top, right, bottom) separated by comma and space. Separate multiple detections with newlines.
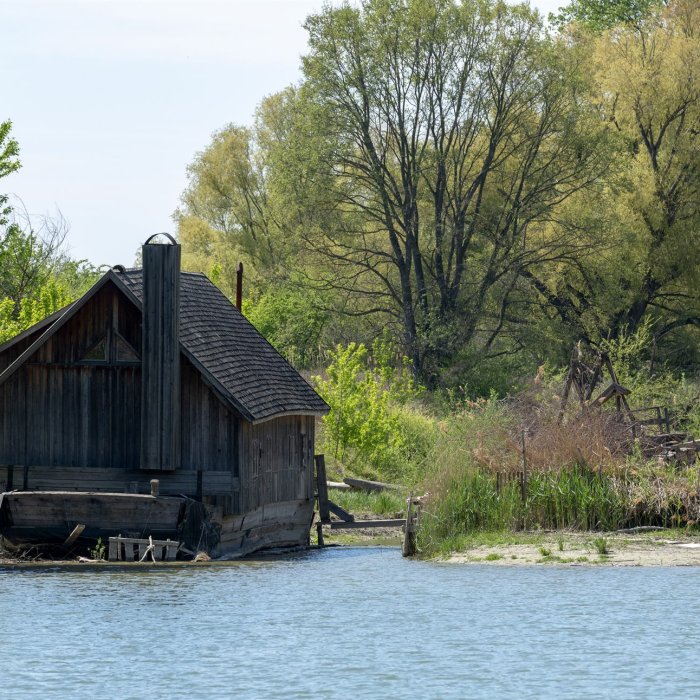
418, 394, 700, 555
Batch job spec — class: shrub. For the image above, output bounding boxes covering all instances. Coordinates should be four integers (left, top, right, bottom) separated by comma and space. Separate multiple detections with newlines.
313, 339, 434, 482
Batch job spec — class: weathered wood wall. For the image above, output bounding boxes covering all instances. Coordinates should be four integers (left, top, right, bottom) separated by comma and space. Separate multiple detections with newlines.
0, 279, 316, 522
180, 356, 240, 513
239, 415, 315, 513
0, 284, 142, 470
0, 282, 238, 476
0, 325, 50, 374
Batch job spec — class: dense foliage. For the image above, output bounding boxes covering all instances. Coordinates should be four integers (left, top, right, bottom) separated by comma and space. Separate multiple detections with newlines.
176, 0, 700, 388
172, 1, 700, 549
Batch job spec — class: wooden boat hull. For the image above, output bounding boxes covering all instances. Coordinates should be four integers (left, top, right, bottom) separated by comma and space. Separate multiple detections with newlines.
214, 498, 314, 559
0, 491, 186, 545
0, 491, 314, 559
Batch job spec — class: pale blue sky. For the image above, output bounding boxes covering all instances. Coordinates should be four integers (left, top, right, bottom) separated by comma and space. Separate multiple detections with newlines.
1, 0, 563, 267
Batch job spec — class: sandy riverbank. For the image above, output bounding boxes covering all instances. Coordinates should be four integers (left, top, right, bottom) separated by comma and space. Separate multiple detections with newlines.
441, 531, 700, 566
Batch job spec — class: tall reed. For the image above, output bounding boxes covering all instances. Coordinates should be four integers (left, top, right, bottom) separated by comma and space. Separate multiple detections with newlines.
417, 394, 700, 555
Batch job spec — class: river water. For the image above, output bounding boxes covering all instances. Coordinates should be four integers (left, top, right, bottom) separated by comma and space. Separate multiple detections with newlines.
1, 546, 698, 699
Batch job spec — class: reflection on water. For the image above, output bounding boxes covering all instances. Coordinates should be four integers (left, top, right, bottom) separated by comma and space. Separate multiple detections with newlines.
1, 548, 699, 699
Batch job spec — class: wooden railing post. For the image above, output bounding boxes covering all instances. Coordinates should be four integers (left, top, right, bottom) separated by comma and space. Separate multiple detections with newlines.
520, 431, 528, 503
402, 494, 417, 557
315, 454, 330, 523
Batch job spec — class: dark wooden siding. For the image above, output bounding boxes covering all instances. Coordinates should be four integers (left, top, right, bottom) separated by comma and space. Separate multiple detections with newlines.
0, 326, 49, 374
239, 415, 315, 513
0, 283, 239, 476
180, 357, 239, 473
0, 283, 143, 469
0, 279, 316, 521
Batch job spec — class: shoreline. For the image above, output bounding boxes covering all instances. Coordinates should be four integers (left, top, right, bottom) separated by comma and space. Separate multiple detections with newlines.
435, 530, 700, 567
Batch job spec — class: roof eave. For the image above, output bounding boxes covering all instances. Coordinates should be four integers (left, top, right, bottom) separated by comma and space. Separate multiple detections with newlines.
249, 408, 330, 426
0, 302, 75, 356
0, 271, 121, 389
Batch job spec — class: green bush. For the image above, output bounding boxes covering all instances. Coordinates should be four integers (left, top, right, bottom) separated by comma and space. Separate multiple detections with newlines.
244, 284, 328, 369
313, 339, 435, 482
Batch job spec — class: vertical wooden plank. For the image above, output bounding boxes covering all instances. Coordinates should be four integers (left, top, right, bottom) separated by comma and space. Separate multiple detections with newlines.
165, 541, 177, 561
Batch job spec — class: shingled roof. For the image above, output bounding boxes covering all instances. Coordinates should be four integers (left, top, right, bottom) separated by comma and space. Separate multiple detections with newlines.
116, 268, 329, 422
0, 268, 329, 423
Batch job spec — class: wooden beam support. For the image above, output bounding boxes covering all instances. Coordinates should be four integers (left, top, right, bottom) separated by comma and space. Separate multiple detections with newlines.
63, 523, 85, 547
329, 519, 405, 529
328, 500, 354, 522
315, 454, 330, 523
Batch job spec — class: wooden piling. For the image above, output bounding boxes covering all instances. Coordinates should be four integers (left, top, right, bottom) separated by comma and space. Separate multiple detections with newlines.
402, 494, 417, 557
315, 454, 331, 523
521, 431, 528, 503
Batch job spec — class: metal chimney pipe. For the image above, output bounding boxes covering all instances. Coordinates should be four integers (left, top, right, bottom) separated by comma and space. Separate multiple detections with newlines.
236, 262, 243, 310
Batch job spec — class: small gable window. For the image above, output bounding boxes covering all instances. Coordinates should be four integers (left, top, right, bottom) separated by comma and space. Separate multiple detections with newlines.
80, 330, 140, 364
115, 335, 139, 362
83, 336, 108, 362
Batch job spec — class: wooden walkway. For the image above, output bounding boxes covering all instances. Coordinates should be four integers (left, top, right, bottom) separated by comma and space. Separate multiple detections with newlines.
314, 455, 419, 556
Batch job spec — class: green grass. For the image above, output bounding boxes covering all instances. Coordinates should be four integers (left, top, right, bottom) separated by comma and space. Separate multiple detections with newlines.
592, 537, 609, 555
329, 489, 406, 517
484, 552, 503, 561
418, 465, 630, 555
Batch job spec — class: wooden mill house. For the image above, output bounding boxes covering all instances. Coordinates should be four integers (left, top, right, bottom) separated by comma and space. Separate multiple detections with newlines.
0, 235, 329, 558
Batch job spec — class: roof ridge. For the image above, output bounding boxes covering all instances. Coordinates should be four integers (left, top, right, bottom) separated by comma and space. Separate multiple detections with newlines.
116, 268, 329, 421
120, 268, 208, 278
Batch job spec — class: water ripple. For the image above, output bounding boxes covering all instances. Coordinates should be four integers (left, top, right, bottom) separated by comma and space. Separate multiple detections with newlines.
1, 548, 699, 699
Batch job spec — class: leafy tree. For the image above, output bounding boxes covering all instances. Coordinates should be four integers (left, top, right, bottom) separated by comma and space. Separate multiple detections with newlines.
175, 89, 308, 299
552, 0, 665, 31
532, 0, 700, 364
243, 282, 329, 369
313, 339, 420, 476
0, 203, 98, 342
0, 124, 99, 343
0, 120, 20, 224
300, 0, 611, 382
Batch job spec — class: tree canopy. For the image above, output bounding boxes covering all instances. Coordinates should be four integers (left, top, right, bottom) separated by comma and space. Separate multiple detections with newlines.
552, 0, 665, 30
176, 0, 700, 386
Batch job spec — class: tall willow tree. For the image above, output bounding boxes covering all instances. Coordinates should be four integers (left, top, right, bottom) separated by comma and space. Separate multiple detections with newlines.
533, 0, 700, 362
597, 0, 700, 342
552, 0, 666, 30
300, 0, 610, 381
